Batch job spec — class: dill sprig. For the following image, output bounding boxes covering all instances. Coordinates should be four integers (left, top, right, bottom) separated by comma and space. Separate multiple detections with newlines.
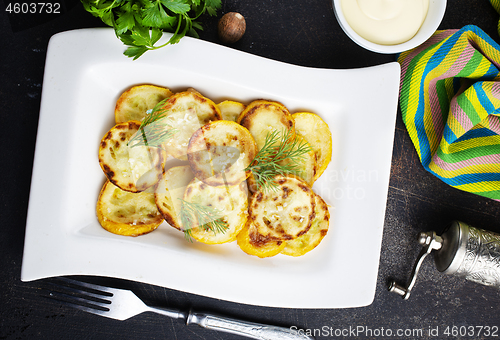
128, 98, 178, 149
178, 198, 229, 242
245, 128, 312, 192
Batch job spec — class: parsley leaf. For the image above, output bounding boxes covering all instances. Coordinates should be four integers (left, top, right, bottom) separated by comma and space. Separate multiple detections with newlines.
123, 45, 148, 59
161, 0, 190, 14
203, 0, 220, 8
80, 0, 221, 59
141, 3, 162, 27
116, 13, 135, 34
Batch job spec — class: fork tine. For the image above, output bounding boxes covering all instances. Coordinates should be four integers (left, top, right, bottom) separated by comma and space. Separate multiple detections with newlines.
48, 281, 110, 301
56, 277, 114, 296
48, 289, 111, 309
47, 277, 116, 314
48, 296, 111, 318
47, 277, 158, 321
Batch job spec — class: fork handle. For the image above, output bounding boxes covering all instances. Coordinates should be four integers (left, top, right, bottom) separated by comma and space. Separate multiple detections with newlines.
186, 311, 314, 340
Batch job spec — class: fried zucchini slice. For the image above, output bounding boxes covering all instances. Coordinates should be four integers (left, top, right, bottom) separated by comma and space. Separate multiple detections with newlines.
96, 180, 163, 236
292, 112, 332, 181
155, 165, 195, 230
237, 100, 295, 150
278, 135, 317, 187
281, 193, 330, 256
236, 221, 286, 258
115, 85, 173, 123
182, 179, 249, 244
249, 175, 315, 240
187, 120, 257, 186
218, 100, 245, 122
160, 91, 222, 160
99, 121, 165, 192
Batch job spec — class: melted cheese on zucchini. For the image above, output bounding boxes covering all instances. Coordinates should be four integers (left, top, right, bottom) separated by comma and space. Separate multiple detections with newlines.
278, 135, 317, 186
187, 120, 257, 186
114, 85, 173, 123
237, 100, 295, 151
249, 175, 315, 240
118, 145, 152, 181
281, 193, 330, 256
160, 91, 221, 160
183, 179, 249, 244
155, 165, 195, 230
97, 181, 163, 236
99, 121, 164, 192
292, 112, 332, 181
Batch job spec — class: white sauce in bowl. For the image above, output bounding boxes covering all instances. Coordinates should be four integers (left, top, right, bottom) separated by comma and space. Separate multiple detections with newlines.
340, 0, 429, 45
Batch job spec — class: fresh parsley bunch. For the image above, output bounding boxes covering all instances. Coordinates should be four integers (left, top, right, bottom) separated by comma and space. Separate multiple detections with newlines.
81, 0, 222, 59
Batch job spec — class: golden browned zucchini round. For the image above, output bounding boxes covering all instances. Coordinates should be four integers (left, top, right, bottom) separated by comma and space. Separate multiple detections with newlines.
114, 85, 173, 123
237, 100, 295, 150
187, 120, 257, 187
160, 91, 222, 160
292, 112, 332, 181
155, 165, 195, 230
249, 175, 315, 240
218, 100, 246, 122
281, 193, 330, 256
96, 180, 163, 236
236, 221, 286, 258
182, 179, 249, 244
98, 121, 165, 193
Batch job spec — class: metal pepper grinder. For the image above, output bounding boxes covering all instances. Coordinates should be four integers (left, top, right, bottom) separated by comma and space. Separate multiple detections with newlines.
389, 220, 500, 299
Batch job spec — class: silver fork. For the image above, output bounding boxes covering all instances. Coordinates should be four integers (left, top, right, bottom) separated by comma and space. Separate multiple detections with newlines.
48, 277, 314, 340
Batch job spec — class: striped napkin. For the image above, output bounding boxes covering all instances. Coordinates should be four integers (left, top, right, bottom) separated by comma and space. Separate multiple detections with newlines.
398, 25, 500, 200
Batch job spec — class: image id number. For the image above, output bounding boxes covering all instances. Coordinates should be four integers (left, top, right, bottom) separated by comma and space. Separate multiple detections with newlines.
5, 2, 61, 14
444, 325, 499, 337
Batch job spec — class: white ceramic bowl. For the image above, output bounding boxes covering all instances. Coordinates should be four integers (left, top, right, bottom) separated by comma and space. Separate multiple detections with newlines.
333, 0, 447, 54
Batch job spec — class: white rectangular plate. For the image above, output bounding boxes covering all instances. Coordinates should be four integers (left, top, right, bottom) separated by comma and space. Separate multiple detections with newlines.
21, 28, 400, 309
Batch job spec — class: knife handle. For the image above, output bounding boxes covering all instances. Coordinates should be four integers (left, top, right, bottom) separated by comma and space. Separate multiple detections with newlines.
186, 311, 314, 340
